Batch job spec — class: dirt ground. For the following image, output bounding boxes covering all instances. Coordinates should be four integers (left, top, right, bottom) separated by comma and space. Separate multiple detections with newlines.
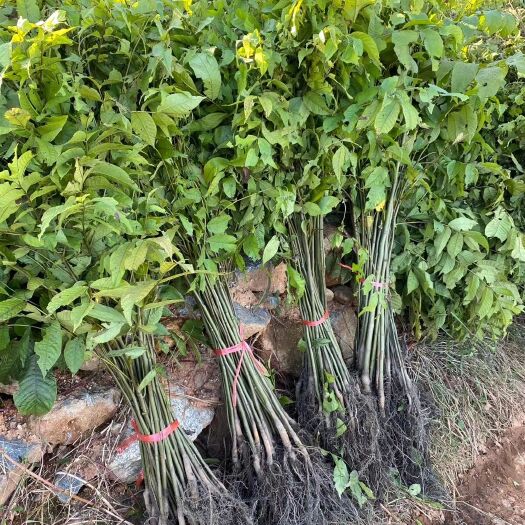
453, 425, 525, 525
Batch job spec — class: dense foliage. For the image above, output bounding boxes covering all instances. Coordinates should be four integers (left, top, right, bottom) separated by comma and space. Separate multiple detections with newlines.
0, 0, 524, 522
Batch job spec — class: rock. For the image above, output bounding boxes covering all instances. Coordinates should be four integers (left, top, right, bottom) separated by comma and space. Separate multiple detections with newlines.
258, 310, 304, 376
54, 471, 85, 503
107, 436, 141, 484
330, 303, 357, 363
233, 303, 271, 339
0, 437, 42, 504
261, 295, 280, 310
29, 385, 121, 445
235, 262, 287, 295
169, 386, 215, 440
325, 288, 335, 303
173, 295, 200, 319
108, 359, 220, 484
333, 285, 353, 305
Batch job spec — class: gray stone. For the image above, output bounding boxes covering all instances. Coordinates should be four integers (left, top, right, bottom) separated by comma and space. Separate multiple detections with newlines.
54, 471, 85, 503
169, 386, 215, 441
325, 288, 335, 303
0, 437, 42, 504
175, 295, 200, 319
233, 303, 271, 339
106, 436, 141, 484
333, 285, 353, 305
29, 385, 121, 445
261, 295, 280, 310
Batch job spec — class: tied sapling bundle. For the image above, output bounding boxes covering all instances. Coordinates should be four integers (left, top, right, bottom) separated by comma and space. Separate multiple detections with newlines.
288, 213, 384, 494
99, 313, 253, 525
191, 271, 361, 525
351, 136, 441, 496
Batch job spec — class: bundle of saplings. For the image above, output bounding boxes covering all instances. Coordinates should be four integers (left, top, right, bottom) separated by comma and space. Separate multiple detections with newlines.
0, 4, 253, 524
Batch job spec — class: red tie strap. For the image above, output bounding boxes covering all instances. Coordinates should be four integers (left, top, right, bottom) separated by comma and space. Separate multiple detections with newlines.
117, 418, 180, 453
301, 309, 330, 327
214, 328, 267, 407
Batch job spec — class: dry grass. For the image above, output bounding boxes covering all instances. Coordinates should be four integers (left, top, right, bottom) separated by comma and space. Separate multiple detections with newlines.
0, 408, 143, 525
412, 319, 525, 495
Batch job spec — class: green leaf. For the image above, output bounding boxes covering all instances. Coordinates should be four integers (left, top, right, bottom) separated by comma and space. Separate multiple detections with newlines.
121, 281, 157, 325
287, 265, 305, 299
374, 99, 400, 135
434, 226, 452, 258
391, 31, 419, 72
451, 62, 479, 93
186, 112, 228, 132
180, 216, 194, 236
351, 32, 380, 64
335, 418, 347, 438
0, 42, 11, 68
131, 112, 157, 146
89, 304, 126, 324
47, 284, 88, 313
478, 286, 493, 319
207, 214, 231, 234
208, 233, 237, 253
343, 0, 374, 22
34, 321, 62, 377
158, 92, 205, 117
447, 233, 463, 259
124, 241, 149, 272
421, 28, 443, 58
407, 270, 418, 294
448, 217, 477, 232
89, 162, 138, 190
0, 183, 25, 223
189, 53, 221, 100
0, 298, 26, 322
262, 236, 280, 264
14, 355, 57, 416
16, 0, 40, 22
507, 53, 525, 77
319, 196, 340, 215
243, 234, 260, 260
332, 145, 351, 180
304, 202, 322, 216
106, 346, 146, 359
333, 457, 349, 497
511, 234, 525, 262
138, 368, 157, 392
485, 208, 512, 242
408, 484, 421, 497
303, 92, 330, 116
476, 66, 507, 100
37, 115, 68, 142
64, 338, 85, 374
348, 470, 368, 507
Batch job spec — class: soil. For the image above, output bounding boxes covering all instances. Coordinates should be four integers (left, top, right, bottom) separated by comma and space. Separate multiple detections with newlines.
453, 425, 525, 525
